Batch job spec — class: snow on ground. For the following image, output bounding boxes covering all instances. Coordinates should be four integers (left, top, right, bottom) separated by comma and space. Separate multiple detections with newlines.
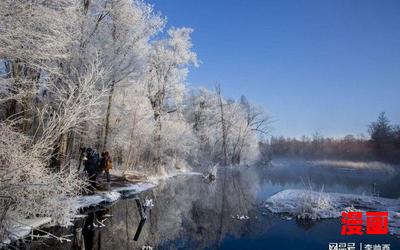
264, 189, 400, 235
74, 194, 106, 209
310, 160, 395, 172
113, 182, 157, 197
74, 191, 122, 209
110, 168, 202, 182
115, 171, 202, 197
3, 190, 123, 244
101, 191, 121, 202
3, 171, 202, 245
2, 217, 52, 245
74, 182, 155, 209
74, 171, 202, 209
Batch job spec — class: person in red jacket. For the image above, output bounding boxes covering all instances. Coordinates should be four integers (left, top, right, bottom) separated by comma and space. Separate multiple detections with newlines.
100, 151, 112, 183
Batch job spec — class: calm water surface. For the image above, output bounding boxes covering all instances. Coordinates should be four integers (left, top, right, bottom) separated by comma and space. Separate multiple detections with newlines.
27, 161, 400, 250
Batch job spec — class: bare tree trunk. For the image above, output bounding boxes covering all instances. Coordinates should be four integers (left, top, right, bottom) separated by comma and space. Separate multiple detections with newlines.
216, 85, 228, 166
124, 139, 134, 174
231, 135, 240, 165
5, 60, 22, 120
57, 131, 74, 169
123, 119, 137, 174
102, 14, 118, 151
102, 82, 115, 151
65, 130, 76, 159
101, 2, 128, 152
59, 133, 69, 168
149, 86, 165, 174
153, 110, 162, 172
83, 0, 90, 14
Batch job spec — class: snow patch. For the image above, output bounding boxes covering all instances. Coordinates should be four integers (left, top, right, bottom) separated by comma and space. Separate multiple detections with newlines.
144, 197, 154, 209
74, 191, 121, 209
264, 189, 400, 235
231, 214, 250, 220
73, 181, 159, 209
99, 191, 121, 202
2, 217, 52, 245
113, 182, 157, 195
74, 195, 105, 209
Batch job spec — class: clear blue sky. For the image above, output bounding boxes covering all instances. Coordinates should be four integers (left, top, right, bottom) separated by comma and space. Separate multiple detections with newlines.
149, 0, 400, 138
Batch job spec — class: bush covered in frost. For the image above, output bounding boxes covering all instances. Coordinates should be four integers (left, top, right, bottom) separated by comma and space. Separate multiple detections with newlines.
0, 123, 86, 240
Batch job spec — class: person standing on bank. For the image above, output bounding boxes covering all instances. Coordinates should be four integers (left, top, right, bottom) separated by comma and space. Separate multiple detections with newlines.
83, 147, 100, 192
100, 151, 112, 185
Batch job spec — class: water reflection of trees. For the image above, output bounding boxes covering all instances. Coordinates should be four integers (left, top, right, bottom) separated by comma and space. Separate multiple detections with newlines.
26, 162, 399, 249
81, 169, 272, 249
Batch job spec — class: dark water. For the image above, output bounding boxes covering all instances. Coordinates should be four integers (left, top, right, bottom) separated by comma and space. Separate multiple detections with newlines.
26, 161, 400, 250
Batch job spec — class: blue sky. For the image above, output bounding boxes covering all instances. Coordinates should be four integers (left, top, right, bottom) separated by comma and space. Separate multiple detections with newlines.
149, 0, 400, 138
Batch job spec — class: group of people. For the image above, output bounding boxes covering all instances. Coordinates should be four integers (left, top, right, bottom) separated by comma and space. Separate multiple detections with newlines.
79, 147, 113, 191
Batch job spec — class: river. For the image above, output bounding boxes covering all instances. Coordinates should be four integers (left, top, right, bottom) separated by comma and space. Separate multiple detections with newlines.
26, 160, 400, 249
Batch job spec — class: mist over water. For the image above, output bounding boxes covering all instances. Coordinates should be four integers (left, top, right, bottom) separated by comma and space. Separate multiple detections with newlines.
263, 158, 400, 198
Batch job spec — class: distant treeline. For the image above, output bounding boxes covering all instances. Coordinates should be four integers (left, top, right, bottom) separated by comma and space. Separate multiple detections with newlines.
261, 112, 400, 163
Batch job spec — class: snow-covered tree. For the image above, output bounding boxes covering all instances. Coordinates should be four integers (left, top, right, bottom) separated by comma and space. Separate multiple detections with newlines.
0, 0, 270, 242
184, 87, 269, 166
98, 0, 164, 150
145, 27, 198, 172
0, 0, 109, 238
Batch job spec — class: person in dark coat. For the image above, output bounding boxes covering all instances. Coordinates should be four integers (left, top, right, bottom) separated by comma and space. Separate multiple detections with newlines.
83, 148, 100, 191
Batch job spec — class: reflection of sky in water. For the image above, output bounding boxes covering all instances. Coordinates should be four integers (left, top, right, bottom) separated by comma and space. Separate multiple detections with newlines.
27, 161, 400, 249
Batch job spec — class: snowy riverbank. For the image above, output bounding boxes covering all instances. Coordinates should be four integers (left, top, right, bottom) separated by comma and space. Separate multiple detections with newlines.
1, 182, 155, 246
2, 171, 202, 246
75, 171, 202, 210
73, 182, 156, 210
264, 189, 400, 235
